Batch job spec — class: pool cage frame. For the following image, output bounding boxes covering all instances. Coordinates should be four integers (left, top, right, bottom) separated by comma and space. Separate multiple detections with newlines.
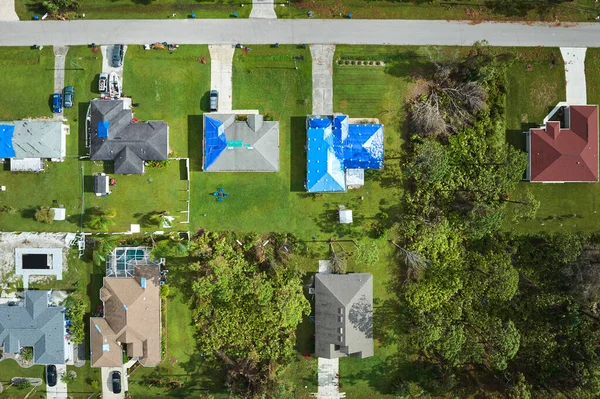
106, 246, 164, 278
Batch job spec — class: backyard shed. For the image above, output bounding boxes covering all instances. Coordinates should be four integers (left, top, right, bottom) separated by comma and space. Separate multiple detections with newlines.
51, 207, 66, 221
93, 173, 110, 197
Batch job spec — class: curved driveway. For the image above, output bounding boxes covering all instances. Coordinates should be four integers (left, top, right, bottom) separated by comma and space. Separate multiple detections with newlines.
2, 19, 600, 47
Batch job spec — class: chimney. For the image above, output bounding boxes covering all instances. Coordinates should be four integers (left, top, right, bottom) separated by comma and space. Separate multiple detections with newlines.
248, 114, 263, 131
546, 121, 560, 139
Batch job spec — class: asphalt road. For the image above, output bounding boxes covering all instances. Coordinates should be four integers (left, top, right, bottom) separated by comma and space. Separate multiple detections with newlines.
2, 19, 600, 47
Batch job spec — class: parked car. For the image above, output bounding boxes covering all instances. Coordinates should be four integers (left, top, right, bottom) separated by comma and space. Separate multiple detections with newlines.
98, 73, 108, 93
111, 371, 121, 393
63, 86, 74, 108
46, 365, 57, 387
209, 90, 218, 112
112, 44, 124, 67
52, 93, 62, 113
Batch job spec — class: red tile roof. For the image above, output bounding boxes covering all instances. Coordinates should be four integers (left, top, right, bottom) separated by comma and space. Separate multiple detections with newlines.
529, 105, 598, 182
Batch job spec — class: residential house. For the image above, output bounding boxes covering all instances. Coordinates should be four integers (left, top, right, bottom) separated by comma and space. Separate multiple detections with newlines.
89, 265, 161, 367
0, 120, 68, 172
0, 290, 66, 364
527, 104, 598, 182
203, 113, 279, 172
314, 273, 373, 359
88, 99, 169, 174
306, 115, 383, 192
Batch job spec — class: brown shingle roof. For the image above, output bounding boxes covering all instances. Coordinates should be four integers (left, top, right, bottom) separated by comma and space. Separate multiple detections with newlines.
529, 105, 599, 182
90, 265, 162, 368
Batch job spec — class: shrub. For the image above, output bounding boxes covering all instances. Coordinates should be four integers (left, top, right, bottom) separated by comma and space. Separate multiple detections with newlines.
34, 206, 55, 224
350, 60, 355, 65
344, 60, 349, 65
20, 347, 33, 361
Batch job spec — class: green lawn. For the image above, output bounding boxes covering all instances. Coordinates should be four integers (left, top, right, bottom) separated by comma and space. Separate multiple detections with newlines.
15, 0, 250, 20
0, 47, 54, 121
0, 360, 44, 399
279, 0, 600, 21
123, 45, 211, 157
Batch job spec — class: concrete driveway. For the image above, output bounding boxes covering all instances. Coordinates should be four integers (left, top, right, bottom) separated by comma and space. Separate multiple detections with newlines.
0, 0, 18, 21
250, 0, 277, 19
317, 357, 345, 398
53, 46, 69, 121
46, 364, 68, 399
208, 45, 234, 112
100, 44, 127, 96
100, 366, 127, 399
310, 45, 335, 115
561, 47, 587, 105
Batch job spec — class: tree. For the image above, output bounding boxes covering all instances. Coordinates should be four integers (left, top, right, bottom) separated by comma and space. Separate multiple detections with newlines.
329, 243, 347, 274
65, 296, 85, 345
34, 206, 55, 224
149, 211, 173, 229
185, 232, 310, 396
42, 0, 80, 14
355, 242, 379, 266
87, 208, 116, 231
61, 370, 77, 384
19, 347, 33, 361
93, 236, 120, 266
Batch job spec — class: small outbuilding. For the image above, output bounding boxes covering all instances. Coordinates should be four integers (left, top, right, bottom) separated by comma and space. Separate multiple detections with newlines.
339, 206, 353, 224
50, 207, 65, 221
93, 173, 110, 197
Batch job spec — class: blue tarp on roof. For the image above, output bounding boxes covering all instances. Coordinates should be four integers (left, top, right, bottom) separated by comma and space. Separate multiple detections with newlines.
0, 124, 15, 158
306, 124, 345, 192
204, 117, 227, 170
98, 121, 109, 139
344, 124, 384, 169
306, 115, 384, 192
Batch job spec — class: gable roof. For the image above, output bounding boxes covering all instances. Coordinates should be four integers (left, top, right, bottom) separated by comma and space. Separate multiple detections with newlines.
306, 115, 384, 192
529, 105, 599, 182
203, 114, 279, 172
0, 121, 66, 159
314, 273, 373, 359
89, 99, 168, 174
90, 265, 161, 368
0, 290, 65, 365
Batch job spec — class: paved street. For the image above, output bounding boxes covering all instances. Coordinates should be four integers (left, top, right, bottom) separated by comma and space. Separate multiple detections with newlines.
3, 20, 600, 47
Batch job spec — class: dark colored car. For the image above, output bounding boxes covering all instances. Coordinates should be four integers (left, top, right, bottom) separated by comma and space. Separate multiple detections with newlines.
112, 44, 124, 67
111, 371, 121, 393
52, 93, 62, 113
63, 86, 74, 108
209, 90, 218, 112
46, 365, 57, 387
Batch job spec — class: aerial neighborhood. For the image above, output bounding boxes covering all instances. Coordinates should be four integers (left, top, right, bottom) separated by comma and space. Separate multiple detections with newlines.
1, 0, 600, 398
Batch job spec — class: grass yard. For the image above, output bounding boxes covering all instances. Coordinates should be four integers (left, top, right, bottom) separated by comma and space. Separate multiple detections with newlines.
64, 46, 103, 156
0, 159, 83, 232
123, 45, 211, 157
15, 0, 249, 20
279, 0, 600, 21
0, 47, 54, 121
0, 360, 44, 399
84, 160, 189, 232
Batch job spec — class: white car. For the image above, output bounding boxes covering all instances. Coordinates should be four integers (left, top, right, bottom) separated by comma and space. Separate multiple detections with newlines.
98, 73, 108, 93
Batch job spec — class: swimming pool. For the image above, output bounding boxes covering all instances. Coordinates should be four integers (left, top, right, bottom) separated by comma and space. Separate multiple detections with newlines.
114, 249, 145, 271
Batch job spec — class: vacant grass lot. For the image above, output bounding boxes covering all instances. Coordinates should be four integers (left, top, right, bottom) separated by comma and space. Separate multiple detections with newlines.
15, 0, 249, 20
0, 47, 54, 121
280, 0, 600, 21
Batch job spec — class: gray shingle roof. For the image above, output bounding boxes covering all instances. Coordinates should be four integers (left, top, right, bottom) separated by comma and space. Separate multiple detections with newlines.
0, 290, 65, 365
203, 113, 279, 172
8, 120, 65, 159
314, 273, 373, 359
89, 100, 168, 174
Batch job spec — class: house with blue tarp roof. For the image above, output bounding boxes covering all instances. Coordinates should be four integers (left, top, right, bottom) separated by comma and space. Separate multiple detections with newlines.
203, 113, 279, 172
0, 120, 68, 172
306, 115, 383, 192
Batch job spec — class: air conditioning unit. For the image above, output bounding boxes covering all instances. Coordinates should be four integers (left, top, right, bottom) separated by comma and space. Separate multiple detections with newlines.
308, 287, 315, 295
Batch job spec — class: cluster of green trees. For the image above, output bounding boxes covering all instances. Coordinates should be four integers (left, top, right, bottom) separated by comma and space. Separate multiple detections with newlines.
179, 231, 310, 397
394, 45, 600, 398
